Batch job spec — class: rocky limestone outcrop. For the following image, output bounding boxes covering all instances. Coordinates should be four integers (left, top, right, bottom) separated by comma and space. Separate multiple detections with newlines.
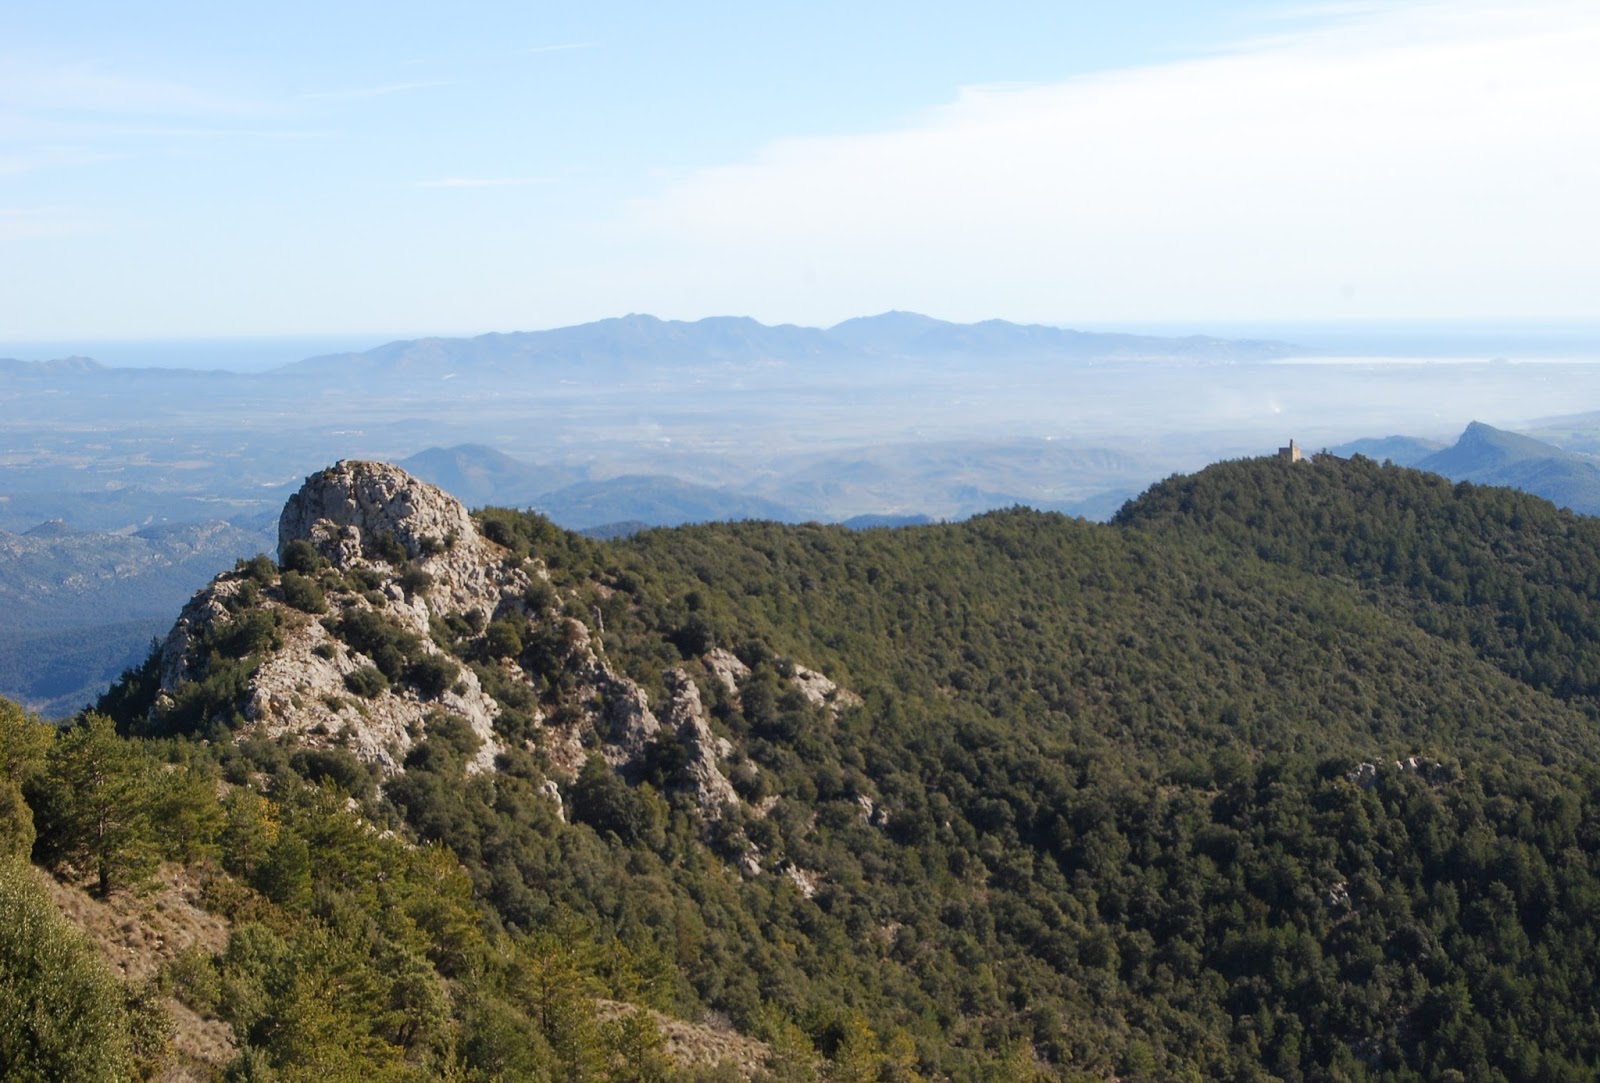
789, 663, 863, 720
704, 648, 750, 700
279, 460, 520, 624
151, 462, 530, 773
535, 621, 741, 820
661, 669, 740, 817
703, 647, 861, 722
279, 460, 476, 569
144, 460, 863, 853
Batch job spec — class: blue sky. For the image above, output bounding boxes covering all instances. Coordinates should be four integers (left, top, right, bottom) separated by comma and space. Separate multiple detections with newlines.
2, 1, 1596, 340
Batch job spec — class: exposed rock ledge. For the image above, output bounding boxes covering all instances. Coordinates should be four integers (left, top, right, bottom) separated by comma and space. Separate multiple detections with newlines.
154, 461, 523, 774
147, 460, 858, 834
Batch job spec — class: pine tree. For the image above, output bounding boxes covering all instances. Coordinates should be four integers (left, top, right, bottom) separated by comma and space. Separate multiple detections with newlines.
31, 714, 158, 897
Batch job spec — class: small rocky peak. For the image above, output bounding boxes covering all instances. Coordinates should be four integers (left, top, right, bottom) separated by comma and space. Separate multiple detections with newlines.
278, 460, 478, 569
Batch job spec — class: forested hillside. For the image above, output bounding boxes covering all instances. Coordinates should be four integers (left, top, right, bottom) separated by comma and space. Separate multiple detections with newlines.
7, 455, 1600, 1081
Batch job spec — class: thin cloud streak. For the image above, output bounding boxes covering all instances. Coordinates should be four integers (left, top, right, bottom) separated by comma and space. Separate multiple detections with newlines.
300, 80, 452, 102
0, 146, 121, 176
519, 43, 596, 55
416, 177, 543, 189
0, 207, 97, 240
0, 56, 264, 116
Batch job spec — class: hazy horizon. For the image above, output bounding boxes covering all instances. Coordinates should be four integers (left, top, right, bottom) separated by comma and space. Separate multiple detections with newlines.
6, 315, 1600, 372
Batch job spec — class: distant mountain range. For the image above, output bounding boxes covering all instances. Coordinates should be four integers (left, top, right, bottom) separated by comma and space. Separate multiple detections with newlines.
396, 440, 1149, 531
277, 311, 1299, 381
396, 445, 580, 509
1336, 421, 1600, 515
1328, 434, 1445, 466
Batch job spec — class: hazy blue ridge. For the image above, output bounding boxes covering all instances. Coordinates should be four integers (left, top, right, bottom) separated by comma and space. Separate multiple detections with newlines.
268, 311, 1300, 380
1417, 421, 1600, 514
1328, 434, 1445, 466
533, 474, 802, 531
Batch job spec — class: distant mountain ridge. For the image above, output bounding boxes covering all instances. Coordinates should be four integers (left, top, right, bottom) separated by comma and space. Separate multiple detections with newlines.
277, 311, 1298, 379
0, 355, 107, 376
1329, 434, 1445, 466
396, 440, 1155, 528
1337, 421, 1600, 516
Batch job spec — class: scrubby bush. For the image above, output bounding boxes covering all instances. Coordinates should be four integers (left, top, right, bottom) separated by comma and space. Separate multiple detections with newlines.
0, 857, 143, 1080
399, 566, 434, 599
279, 571, 327, 614
278, 539, 324, 575
236, 554, 278, 586
406, 655, 461, 700
373, 533, 407, 564
344, 666, 388, 699
163, 946, 221, 1018
335, 610, 422, 681
484, 618, 524, 660
214, 609, 281, 660
289, 748, 374, 799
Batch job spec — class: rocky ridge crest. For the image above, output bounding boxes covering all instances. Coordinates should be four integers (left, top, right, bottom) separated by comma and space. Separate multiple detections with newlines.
142, 461, 856, 839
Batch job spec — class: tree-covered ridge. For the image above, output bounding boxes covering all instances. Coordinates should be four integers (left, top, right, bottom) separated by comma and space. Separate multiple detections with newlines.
12, 456, 1600, 1079
1115, 453, 1600, 705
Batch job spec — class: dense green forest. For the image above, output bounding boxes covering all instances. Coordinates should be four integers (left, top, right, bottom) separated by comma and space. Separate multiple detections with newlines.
8, 454, 1600, 1081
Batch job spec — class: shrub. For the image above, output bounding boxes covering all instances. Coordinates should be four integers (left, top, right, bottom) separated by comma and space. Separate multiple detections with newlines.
236, 554, 277, 586
0, 857, 141, 1080
406, 655, 461, 700
525, 581, 558, 612
399, 566, 434, 598
571, 755, 661, 846
156, 658, 257, 737
335, 610, 422, 680
373, 533, 408, 564
670, 613, 717, 659
163, 946, 221, 1017
279, 571, 327, 614
278, 539, 324, 575
290, 748, 374, 799
485, 618, 524, 660
214, 610, 280, 660
347, 567, 383, 592
344, 666, 388, 699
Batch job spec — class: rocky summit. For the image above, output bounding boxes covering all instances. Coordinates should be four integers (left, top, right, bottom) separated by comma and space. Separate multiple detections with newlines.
142, 461, 848, 828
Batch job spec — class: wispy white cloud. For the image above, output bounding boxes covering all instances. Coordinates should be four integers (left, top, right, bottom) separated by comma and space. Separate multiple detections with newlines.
519, 42, 595, 56
0, 145, 121, 176
0, 56, 262, 116
416, 176, 543, 189
622, 0, 1600, 321
0, 206, 97, 240
300, 80, 452, 102
0, 53, 282, 178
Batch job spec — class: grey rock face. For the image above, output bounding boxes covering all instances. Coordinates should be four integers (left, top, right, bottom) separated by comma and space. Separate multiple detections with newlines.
150, 459, 864, 852
279, 460, 477, 568
662, 668, 739, 817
